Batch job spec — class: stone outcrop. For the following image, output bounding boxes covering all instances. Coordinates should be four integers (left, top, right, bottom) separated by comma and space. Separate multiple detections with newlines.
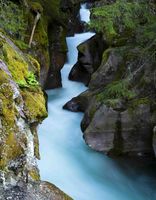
0, 30, 71, 199
83, 103, 153, 156
0, 0, 77, 89
65, 0, 156, 158
69, 34, 105, 85
0, 181, 71, 200
27, 0, 68, 88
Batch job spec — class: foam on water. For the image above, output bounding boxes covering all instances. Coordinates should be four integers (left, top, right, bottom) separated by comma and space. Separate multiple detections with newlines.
79, 3, 90, 23
38, 4, 156, 200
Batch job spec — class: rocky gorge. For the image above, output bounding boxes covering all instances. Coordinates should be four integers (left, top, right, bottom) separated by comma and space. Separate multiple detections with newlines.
0, 0, 156, 200
0, 0, 75, 199
65, 0, 156, 158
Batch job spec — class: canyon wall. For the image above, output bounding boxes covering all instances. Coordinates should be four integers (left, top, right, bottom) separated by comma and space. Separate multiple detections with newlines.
65, 0, 156, 158
0, 0, 73, 199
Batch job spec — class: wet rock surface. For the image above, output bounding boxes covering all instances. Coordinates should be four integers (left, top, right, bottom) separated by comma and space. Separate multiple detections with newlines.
65, 0, 156, 158
69, 34, 105, 85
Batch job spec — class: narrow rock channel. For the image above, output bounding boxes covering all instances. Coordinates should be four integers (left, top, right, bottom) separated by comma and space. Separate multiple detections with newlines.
38, 4, 156, 200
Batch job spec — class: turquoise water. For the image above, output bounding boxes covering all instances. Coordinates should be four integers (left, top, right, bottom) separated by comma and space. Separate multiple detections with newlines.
38, 4, 156, 200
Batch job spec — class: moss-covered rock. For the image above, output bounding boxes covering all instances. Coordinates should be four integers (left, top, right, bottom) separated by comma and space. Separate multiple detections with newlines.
0, 0, 69, 88
90, 0, 156, 45
67, 0, 156, 158
21, 87, 47, 123
0, 29, 72, 199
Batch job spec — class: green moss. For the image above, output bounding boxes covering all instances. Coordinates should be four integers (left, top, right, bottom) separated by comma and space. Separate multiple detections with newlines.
27, 9, 50, 73
102, 48, 112, 64
1, 42, 29, 82
0, 32, 48, 172
33, 17, 48, 47
30, 2, 43, 13
90, 107, 97, 119
90, 0, 156, 44
16, 80, 29, 88
29, 168, 40, 181
32, 0, 61, 22
1, 132, 24, 168
14, 39, 29, 50
0, 84, 15, 128
42, 182, 73, 200
0, 35, 40, 88
0, 82, 24, 170
17, 72, 39, 88
97, 79, 136, 105
27, 54, 40, 77
0, 68, 9, 85
128, 97, 150, 114
21, 87, 47, 122
0, 1, 27, 40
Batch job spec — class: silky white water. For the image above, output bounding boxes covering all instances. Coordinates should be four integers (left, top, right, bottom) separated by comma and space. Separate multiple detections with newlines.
38, 4, 156, 200
80, 4, 90, 23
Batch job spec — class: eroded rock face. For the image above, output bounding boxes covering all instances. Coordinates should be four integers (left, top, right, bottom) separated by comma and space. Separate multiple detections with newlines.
45, 25, 67, 89
65, 0, 156, 158
65, 39, 156, 157
84, 105, 117, 152
63, 90, 91, 112
83, 104, 153, 156
89, 48, 123, 90
69, 34, 105, 85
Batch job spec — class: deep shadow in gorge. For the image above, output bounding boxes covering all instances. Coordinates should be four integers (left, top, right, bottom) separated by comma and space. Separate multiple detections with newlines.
45, 0, 86, 89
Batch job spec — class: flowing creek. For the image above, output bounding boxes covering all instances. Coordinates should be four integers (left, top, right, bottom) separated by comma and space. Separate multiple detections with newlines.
38, 4, 156, 200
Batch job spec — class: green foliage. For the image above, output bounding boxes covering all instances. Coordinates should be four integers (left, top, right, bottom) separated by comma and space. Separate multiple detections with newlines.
97, 79, 135, 106
103, 99, 121, 108
128, 97, 150, 114
89, 0, 155, 43
30, 2, 43, 13
14, 39, 29, 50
130, 97, 150, 108
0, 0, 27, 39
34, 0, 61, 21
17, 72, 39, 88
136, 21, 156, 62
26, 72, 39, 86
16, 80, 29, 88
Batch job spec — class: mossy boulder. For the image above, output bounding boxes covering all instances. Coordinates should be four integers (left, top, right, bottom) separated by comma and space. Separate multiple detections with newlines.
90, 0, 156, 45
0, 32, 47, 182
21, 87, 47, 123
0, 0, 68, 88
